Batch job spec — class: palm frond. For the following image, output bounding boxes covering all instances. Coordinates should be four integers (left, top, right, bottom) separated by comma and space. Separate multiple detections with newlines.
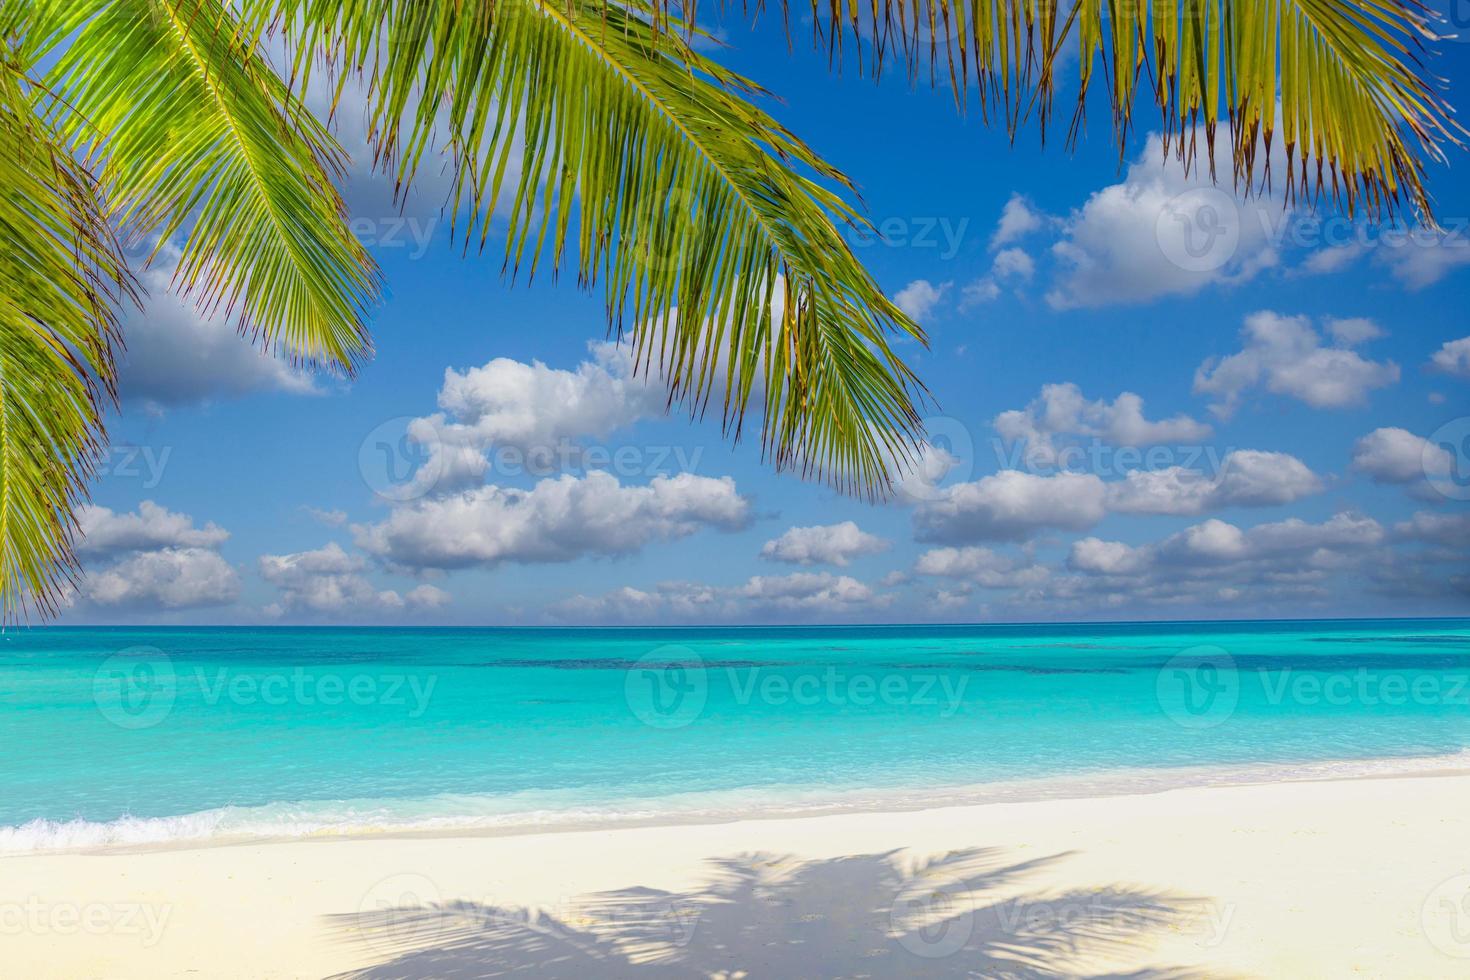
801, 0, 1461, 220
256, 0, 929, 497
31, 0, 379, 371
0, 59, 132, 618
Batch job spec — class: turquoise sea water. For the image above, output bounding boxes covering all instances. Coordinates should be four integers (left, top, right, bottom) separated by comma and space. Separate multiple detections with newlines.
2, 619, 1468, 851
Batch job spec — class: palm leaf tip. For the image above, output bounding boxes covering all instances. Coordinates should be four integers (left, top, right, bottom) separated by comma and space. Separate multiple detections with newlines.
0, 60, 132, 620
260, 0, 931, 497
37, 0, 381, 376
798, 0, 1464, 222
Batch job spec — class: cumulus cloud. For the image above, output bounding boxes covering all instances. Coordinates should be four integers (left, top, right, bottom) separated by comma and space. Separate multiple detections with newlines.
913, 546, 1048, 588
1104, 450, 1322, 515
73, 502, 239, 611
86, 548, 241, 610
1042, 512, 1389, 613
914, 471, 1107, 542
1350, 427, 1455, 501
1377, 235, 1470, 289
1193, 311, 1398, 418
961, 247, 1035, 308
1067, 538, 1152, 575
1043, 136, 1283, 309
258, 542, 449, 617
356, 471, 750, 570
404, 341, 670, 495
1352, 428, 1451, 483
893, 279, 950, 320
759, 521, 889, 567
990, 193, 1045, 249
77, 500, 230, 556
1394, 512, 1470, 550
550, 571, 886, 623
1429, 336, 1470, 379
993, 382, 1211, 465
118, 244, 318, 411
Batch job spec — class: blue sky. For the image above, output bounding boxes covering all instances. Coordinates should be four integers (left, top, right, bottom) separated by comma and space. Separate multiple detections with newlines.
62, 17, 1470, 625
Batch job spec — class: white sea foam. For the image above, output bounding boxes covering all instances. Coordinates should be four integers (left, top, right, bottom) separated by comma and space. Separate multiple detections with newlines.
5, 749, 1468, 855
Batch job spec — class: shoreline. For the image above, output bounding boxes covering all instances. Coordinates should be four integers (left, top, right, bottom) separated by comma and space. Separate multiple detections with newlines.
8, 748, 1470, 858
5, 771, 1469, 978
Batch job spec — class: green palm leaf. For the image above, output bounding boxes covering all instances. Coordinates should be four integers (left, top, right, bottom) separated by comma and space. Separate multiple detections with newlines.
256, 0, 930, 497
803, 0, 1460, 218
31, 0, 380, 370
0, 58, 131, 618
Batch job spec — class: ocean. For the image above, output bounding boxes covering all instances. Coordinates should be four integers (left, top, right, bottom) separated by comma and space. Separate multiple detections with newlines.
2, 619, 1467, 852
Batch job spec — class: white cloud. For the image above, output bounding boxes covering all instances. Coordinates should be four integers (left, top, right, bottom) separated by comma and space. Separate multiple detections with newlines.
1067, 538, 1152, 575
1059, 513, 1386, 599
1104, 450, 1322, 516
1377, 236, 1470, 289
1299, 242, 1368, 277
991, 248, 1034, 280
303, 507, 349, 527
1044, 136, 1282, 309
759, 521, 889, 567
1395, 512, 1470, 549
990, 194, 1044, 248
406, 341, 669, 495
86, 548, 240, 610
913, 546, 1048, 588
961, 247, 1034, 308
258, 541, 448, 616
76, 501, 229, 556
356, 471, 750, 570
1194, 311, 1398, 418
993, 382, 1211, 464
1350, 427, 1453, 500
1325, 317, 1385, 346
893, 279, 951, 320
914, 471, 1107, 542
73, 503, 239, 611
119, 244, 318, 411
550, 571, 886, 623
1429, 336, 1470, 379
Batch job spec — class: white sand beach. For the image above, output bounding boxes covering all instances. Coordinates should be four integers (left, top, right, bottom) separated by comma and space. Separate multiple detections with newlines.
6, 770, 1470, 979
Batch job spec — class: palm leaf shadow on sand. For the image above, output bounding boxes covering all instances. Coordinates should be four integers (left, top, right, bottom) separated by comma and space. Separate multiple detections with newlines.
326, 847, 1225, 978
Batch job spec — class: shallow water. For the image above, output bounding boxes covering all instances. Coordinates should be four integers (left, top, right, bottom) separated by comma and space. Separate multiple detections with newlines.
2, 619, 1467, 851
